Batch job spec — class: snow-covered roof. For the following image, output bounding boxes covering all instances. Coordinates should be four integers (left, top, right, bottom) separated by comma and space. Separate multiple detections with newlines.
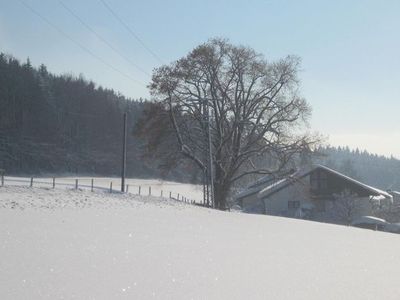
351, 216, 388, 226
319, 165, 392, 198
235, 185, 263, 200
247, 174, 276, 189
258, 164, 392, 200
235, 171, 293, 200
257, 168, 312, 199
388, 191, 400, 197
370, 195, 389, 202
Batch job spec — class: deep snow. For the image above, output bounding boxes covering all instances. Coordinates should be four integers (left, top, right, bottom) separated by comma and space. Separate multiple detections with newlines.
1, 186, 400, 299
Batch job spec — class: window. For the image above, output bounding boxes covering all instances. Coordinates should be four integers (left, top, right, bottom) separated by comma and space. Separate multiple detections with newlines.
288, 200, 300, 209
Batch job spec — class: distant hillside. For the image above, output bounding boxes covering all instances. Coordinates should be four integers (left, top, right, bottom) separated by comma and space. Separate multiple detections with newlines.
314, 146, 400, 191
0, 53, 194, 180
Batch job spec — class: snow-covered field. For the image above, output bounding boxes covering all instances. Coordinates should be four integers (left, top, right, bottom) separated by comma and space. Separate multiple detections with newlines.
1, 186, 400, 300
3, 176, 203, 202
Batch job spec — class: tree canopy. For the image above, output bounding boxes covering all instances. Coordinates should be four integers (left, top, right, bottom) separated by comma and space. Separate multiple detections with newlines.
144, 38, 318, 209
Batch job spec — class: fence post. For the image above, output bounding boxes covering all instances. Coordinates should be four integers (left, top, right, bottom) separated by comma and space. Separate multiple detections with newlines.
75, 179, 78, 190
126, 184, 129, 193
177, 193, 180, 201
30, 177, 33, 187
110, 182, 113, 193
161, 190, 163, 197
52, 177, 55, 189
1, 174, 4, 187
169, 191, 171, 199
149, 186, 151, 196
139, 186, 141, 195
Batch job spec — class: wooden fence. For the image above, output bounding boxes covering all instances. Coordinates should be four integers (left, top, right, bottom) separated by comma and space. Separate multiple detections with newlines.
0, 176, 197, 205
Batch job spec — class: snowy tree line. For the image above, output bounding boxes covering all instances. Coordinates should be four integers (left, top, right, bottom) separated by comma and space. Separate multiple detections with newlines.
0, 53, 193, 180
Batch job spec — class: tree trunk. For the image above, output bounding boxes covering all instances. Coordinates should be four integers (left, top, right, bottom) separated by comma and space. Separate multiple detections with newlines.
214, 180, 230, 210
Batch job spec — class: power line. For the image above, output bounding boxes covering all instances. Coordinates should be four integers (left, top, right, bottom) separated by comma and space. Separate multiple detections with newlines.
19, 0, 146, 87
99, 0, 164, 65
58, 1, 151, 77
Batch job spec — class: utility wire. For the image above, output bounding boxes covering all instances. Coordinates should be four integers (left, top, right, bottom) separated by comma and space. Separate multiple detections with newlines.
19, 0, 146, 87
99, 0, 164, 65
58, 1, 151, 77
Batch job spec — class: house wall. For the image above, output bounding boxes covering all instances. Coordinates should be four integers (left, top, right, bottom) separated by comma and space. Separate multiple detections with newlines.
262, 176, 313, 217
241, 192, 265, 214
240, 177, 315, 217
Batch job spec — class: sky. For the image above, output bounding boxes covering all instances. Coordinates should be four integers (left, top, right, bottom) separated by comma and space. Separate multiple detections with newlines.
1, 0, 399, 158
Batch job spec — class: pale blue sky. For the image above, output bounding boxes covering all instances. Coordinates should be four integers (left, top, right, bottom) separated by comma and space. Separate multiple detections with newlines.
1, 0, 399, 157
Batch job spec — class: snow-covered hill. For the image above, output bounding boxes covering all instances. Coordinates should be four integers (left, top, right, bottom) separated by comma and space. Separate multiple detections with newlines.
1, 186, 400, 299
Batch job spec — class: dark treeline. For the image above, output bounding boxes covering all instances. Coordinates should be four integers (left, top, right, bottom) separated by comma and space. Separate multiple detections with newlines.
0, 53, 178, 179
315, 146, 400, 191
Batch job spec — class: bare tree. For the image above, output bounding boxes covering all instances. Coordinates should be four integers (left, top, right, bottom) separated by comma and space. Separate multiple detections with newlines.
145, 38, 319, 209
330, 190, 363, 225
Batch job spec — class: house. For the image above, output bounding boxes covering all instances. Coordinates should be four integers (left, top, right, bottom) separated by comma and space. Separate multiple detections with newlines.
236, 165, 392, 224
234, 169, 294, 213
